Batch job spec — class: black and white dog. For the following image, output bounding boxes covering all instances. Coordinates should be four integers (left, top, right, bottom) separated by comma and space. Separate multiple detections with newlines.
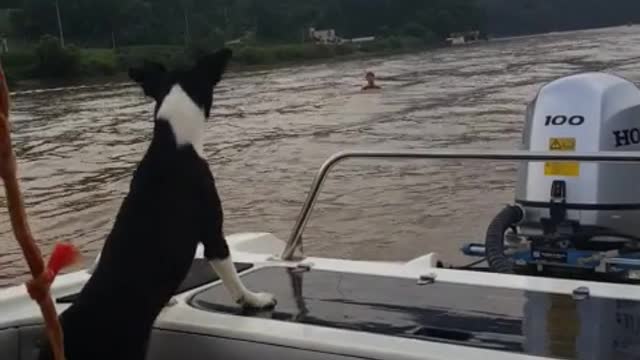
39, 48, 276, 360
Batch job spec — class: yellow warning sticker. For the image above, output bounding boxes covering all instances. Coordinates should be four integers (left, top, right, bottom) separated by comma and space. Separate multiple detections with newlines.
545, 137, 579, 177
549, 138, 576, 151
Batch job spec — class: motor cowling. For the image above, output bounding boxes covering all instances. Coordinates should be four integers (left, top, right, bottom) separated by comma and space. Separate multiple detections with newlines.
516, 72, 640, 243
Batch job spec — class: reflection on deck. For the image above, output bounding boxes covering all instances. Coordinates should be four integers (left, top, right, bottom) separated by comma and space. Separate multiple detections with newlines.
191, 267, 640, 359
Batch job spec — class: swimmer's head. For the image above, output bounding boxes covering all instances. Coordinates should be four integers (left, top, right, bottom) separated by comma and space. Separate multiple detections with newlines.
365, 71, 376, 84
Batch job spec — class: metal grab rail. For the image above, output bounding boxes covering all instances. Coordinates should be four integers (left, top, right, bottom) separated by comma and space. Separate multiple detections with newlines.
280, 149, 640, 260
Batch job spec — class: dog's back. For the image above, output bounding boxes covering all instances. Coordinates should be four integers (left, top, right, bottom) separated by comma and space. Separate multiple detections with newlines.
39, 120, 218, 359
39, 49, 275, 360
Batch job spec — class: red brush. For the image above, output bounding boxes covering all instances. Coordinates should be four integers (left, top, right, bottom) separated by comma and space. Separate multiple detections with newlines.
26, 243, 80, 305
48, 242, 80, 277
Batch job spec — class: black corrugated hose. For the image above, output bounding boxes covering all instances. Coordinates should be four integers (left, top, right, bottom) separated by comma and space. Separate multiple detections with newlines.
485, 205, 523, 274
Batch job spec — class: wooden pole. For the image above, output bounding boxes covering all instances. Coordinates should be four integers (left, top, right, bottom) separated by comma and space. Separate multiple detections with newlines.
54, 0, 65, 48
183, 5, 191, 46
0, 61, 66, 360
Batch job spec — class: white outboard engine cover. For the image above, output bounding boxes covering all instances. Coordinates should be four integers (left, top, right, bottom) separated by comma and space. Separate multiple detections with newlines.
516, 72, 640, 240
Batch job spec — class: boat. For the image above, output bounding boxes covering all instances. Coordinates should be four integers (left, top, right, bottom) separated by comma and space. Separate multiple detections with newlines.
3, 72, 640, 359
446, 31, 483, 46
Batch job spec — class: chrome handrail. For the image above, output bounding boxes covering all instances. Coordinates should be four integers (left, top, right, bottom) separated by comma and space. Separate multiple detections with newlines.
281, 149, 640, 260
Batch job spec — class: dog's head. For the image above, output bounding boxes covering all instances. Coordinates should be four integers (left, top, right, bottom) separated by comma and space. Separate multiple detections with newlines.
128, 48, 232, 149
129, 48, 232, 118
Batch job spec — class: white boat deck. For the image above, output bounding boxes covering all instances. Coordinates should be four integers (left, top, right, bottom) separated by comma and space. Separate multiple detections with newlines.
2, 233, 640, 360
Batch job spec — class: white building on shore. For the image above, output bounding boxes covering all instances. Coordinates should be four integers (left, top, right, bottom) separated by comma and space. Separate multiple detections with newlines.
309, 28, 341, 44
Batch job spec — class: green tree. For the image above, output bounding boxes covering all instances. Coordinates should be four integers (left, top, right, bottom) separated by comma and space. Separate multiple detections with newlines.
9, 0, 491, 46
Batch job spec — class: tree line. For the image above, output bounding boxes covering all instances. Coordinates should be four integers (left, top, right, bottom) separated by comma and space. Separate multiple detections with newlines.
5, 1, 640, 48
4, 0, 639, 82
4, 0, 485, 48
480, 0, 640, 36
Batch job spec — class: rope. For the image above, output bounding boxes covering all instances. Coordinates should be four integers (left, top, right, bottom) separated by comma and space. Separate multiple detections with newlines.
0, 60, 77, 360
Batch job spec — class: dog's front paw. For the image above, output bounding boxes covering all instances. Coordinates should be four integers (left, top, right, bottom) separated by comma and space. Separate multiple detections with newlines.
238, 291, 277, 309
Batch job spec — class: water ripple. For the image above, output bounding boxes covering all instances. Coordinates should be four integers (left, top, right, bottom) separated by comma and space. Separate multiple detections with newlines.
3, 26, 640, 287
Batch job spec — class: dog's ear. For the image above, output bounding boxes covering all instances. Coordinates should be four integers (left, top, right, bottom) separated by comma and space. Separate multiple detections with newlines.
194, 48, 232, 86
128, 61, 167, 99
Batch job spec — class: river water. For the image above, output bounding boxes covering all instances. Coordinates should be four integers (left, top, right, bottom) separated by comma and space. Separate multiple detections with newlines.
2, 26, 640, 287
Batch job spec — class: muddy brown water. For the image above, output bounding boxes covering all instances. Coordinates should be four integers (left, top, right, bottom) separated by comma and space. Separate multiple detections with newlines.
3, 26, 640, 287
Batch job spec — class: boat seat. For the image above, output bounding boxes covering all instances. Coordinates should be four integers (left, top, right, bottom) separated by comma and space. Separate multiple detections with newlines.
56, 259, 252, 304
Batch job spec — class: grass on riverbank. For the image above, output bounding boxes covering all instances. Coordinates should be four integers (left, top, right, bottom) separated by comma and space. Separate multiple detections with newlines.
1, 35, 441, 86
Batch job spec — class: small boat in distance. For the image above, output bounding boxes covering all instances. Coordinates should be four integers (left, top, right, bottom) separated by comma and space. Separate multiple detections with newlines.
446, 30, 483, 46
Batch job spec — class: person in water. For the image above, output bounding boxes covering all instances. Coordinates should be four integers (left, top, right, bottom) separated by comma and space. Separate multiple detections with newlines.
362, 71, 381, 90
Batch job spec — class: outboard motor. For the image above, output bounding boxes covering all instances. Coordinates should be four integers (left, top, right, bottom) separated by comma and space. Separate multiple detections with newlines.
471, 73, 640, 281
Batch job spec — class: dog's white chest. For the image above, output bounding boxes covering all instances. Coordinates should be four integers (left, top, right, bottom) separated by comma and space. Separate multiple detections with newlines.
157, 85, 206, 157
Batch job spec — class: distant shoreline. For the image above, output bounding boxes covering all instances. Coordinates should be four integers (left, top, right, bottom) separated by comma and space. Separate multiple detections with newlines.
5, 40, 446, 91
